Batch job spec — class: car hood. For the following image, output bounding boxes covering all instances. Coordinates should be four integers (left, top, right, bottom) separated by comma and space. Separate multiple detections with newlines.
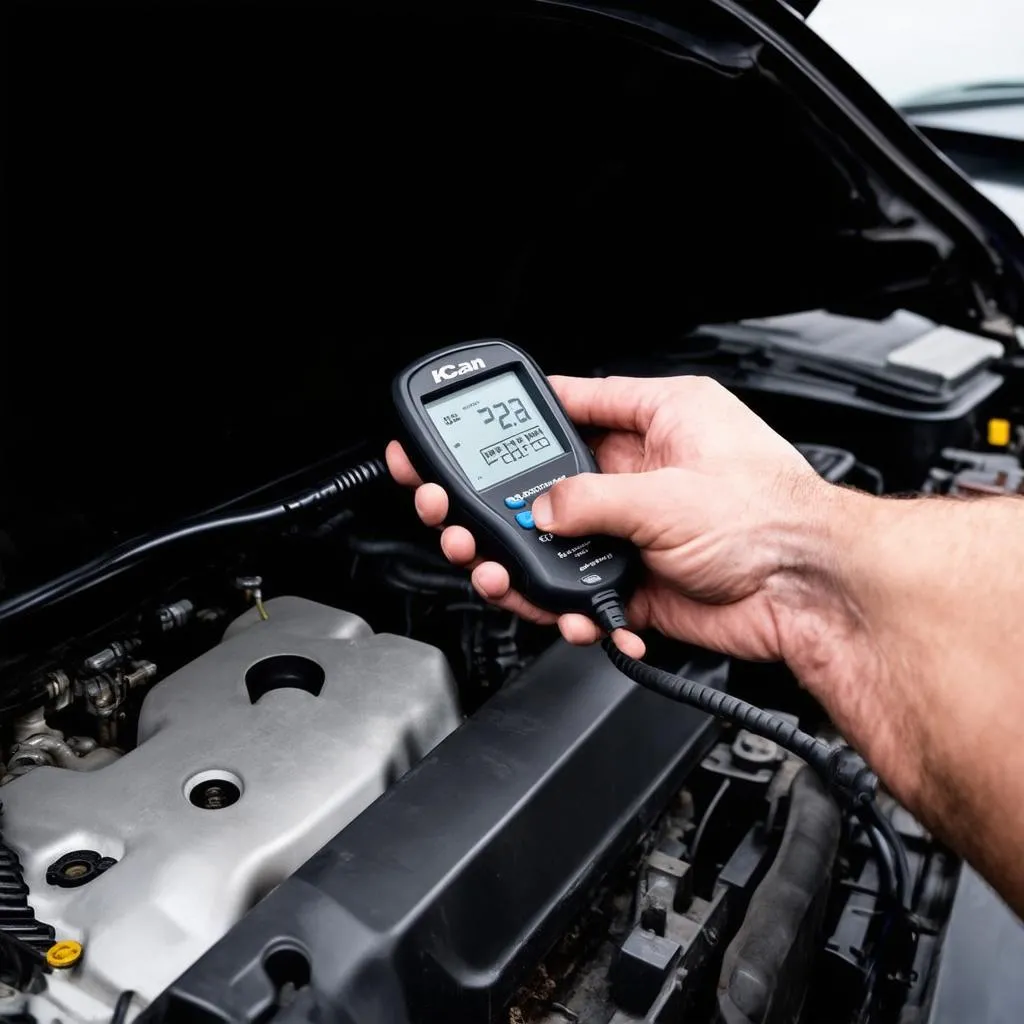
4, 0, 1024, 611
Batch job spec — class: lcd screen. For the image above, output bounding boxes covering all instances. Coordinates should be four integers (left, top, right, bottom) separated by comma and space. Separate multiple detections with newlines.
424, 371, 566, 491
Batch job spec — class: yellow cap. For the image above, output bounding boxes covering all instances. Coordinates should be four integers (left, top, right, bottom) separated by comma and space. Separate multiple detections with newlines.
988, 418, 1012, 447
46, 939, 83, 969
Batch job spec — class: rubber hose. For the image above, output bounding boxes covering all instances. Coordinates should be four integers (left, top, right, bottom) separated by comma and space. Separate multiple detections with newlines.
718, 767, 842, 1024
0, 457, 387, 627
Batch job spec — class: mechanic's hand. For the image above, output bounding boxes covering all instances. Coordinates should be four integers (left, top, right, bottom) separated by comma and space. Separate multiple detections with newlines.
386, 375, 826, 661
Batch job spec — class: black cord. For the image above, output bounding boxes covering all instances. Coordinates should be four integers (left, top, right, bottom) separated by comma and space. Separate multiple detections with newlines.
865, 823, 897, 904
0, 457, 388, 627
855, 803, 913, 1018
594, 587, 914, 1016
384, 562, 476, 598
594, 593, 878, 805
689, 778, 730, 864
861, 799, 909, 911
346, 535, 451, 569
110, 990, 135, 1024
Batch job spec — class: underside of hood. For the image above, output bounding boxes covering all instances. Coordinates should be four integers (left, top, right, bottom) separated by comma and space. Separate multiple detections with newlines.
4, 0, 1024, 600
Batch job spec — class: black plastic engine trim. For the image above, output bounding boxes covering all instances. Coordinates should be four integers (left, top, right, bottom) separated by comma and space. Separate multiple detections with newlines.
143, 641, 723, 1024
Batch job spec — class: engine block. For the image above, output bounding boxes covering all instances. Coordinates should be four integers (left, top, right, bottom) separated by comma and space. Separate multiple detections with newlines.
2, 597, 460, 1021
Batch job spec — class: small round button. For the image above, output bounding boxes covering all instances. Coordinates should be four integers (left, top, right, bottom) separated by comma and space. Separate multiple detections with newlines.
504, 496, 527, 510
515, 510, 536, 529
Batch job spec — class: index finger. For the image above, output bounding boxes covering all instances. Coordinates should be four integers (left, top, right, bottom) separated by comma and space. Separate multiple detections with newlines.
548, 375, 659, 433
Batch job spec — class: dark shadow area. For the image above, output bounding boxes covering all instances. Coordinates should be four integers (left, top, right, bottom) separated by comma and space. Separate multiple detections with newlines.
3, 2, 975, 592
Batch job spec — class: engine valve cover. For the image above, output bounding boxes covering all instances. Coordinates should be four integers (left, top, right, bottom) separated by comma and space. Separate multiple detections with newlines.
2, 597, 460, 1020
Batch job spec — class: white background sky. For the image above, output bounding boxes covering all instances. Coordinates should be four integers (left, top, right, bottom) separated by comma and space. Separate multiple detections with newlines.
809, 0, 1024, 103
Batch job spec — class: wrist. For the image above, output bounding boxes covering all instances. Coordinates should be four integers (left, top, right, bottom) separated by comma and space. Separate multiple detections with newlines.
767, 482, 865, 674
766, 483, 924, 802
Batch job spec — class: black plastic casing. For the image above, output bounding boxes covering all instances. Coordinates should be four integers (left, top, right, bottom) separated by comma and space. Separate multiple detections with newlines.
144, 641, 725, 1024
393, 339, 636, 614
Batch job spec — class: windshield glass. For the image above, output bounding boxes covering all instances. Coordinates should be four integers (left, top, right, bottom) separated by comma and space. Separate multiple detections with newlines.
809, 0, 1024, 105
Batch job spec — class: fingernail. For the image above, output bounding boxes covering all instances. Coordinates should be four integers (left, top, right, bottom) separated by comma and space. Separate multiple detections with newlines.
470, 571, 488, 600
532, 494, 553, 530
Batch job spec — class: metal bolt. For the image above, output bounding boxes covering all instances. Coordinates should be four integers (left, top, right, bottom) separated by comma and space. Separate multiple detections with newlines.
124, 661, 158, 689
235, 575, 269, 621
188, 775, 241, 809
45, 669, 72, 707
731, 729, 779, 771
203, 786, 225, 809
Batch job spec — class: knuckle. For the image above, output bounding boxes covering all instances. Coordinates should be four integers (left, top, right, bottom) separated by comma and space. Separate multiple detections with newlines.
675, 374, 722, 396
552, 473, 597, 513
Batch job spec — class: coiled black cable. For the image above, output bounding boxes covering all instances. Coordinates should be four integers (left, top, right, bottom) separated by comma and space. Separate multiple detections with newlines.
594, 583, 878, 805
601, 638, 878, 803
0, 457, 388, 627
595, 586, 914, 980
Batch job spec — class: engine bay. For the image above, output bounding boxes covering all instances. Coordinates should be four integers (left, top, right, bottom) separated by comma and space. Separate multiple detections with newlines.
1, 305, 1021, 1023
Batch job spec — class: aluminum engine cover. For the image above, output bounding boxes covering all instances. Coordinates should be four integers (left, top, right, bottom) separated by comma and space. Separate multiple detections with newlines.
2, 597, 460, 1020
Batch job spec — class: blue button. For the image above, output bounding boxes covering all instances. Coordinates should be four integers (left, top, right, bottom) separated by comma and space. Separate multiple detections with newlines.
504, 496, 527, 510
515, 510, 535, 529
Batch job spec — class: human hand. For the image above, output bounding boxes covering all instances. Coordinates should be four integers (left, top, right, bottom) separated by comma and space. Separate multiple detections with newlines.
395, 374, 1024, 919
386, 374, 829, 662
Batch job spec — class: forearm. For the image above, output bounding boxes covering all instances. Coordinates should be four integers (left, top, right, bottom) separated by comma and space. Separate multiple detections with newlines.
774, 486, 1024, 911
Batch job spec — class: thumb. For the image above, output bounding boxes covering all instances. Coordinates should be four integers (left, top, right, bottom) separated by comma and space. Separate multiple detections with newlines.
531, 472, 652, 540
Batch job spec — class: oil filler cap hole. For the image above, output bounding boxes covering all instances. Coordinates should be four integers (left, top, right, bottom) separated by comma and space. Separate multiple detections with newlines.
186, 769, 244, 810
245, 654, 325, 705
46, 850, 117, 888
